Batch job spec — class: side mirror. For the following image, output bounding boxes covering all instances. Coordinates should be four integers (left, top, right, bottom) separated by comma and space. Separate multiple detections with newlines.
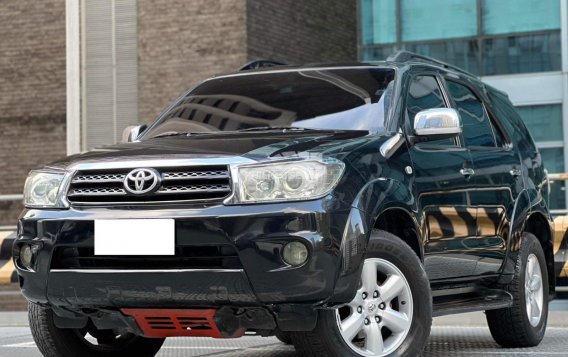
122, 124, 147, 143
413, 108, 461, 140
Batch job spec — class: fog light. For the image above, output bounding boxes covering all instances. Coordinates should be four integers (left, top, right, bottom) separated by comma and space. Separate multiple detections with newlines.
20, 245, 33, 269
282, 241, 309, 266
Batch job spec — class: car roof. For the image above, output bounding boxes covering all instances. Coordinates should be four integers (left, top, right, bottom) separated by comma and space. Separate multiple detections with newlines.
214, 52, 481, 84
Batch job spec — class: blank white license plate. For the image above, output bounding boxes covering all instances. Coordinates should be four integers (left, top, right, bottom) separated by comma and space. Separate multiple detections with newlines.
94, 219, 175, 256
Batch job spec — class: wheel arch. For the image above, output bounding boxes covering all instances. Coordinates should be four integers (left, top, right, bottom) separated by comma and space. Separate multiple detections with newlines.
327, 178, 420, 305
373, 208, 423, 261
523, 210, 555, 296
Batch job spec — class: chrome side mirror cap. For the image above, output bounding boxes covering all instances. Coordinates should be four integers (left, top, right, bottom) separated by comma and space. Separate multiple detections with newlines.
122, 124, 147, 143
414, 108, 461, 137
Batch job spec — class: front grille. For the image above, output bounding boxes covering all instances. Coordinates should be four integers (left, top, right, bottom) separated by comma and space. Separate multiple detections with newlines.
66, 166, 231, 205
51, 245, 242, 270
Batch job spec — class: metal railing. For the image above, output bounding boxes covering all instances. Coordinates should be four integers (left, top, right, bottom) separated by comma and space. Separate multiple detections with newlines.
0, 194, 22, 202
548, 173, 568, 216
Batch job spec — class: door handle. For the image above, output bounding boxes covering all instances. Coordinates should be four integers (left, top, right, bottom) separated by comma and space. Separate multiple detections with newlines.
510, 168, 521, 177
460, 168, 475, 177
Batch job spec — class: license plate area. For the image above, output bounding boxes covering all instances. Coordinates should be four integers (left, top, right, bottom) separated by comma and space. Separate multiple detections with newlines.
94, 219, 175, 256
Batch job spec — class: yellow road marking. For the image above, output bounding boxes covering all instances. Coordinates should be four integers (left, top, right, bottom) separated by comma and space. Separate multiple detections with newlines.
0, 259, 15, 285
553, 216, 568, 254
561, 261, 568, 278
0, 231, 12, 243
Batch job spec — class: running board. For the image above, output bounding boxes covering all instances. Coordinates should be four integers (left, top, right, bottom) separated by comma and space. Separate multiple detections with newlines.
432, 289, 513, 317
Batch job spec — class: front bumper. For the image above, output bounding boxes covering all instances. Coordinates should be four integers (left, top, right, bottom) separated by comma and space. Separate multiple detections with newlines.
15, 199, 361, 310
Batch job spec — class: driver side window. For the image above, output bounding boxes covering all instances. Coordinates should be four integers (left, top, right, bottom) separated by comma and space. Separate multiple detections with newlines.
406, 75, 456, 147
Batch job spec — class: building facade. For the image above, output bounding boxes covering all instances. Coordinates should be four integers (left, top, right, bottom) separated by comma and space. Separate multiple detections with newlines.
360, 0, 568, 211
0, 0, 357, 226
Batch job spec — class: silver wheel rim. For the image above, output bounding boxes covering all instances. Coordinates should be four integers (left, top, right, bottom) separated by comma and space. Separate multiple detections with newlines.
525, 253, 544, 327
335, 258, 413, 357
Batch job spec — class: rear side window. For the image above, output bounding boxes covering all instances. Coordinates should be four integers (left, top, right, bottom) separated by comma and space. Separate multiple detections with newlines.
446, 80, 496, 147
406, 75, 454, 146
488, 89, 532, 145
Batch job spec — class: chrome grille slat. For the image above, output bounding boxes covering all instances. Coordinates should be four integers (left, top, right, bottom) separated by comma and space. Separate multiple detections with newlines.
66, 165, 231, 205
162, 170, 229, 180
157, 184, 231, 194
72, 174, 125, 183
68, 187, 126, 196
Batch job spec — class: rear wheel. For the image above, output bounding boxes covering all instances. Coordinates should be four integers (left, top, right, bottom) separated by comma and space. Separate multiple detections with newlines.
29, 303, 165, 357
486, 232, 549, 347
292, 230, 431, 356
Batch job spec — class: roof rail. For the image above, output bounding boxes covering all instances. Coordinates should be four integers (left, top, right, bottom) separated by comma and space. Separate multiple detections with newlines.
239, 60, 286, 71
387, 50, 473, 77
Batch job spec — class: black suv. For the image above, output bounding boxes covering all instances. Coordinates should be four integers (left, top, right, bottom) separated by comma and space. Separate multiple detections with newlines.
15, 52, 554, 357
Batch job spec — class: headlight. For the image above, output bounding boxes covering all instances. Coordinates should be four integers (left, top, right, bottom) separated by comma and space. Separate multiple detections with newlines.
234, 160, 344, 203
23, 171, 67, 208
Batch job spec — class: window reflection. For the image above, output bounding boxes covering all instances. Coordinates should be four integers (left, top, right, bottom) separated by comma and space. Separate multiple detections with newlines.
446, 81, 495, 147
143, 68, 396, 138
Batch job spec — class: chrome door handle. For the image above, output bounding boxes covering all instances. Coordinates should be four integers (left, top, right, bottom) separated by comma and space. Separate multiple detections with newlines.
460, 168, 475, 177
510, 168, 521, 177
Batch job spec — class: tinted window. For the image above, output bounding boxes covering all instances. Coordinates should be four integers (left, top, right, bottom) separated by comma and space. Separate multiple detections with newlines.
142, 68, 395, 139
446, 80, 495, 147
407, 75, 454, 146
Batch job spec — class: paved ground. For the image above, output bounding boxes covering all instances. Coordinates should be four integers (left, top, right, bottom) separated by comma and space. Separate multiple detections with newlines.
0, 300, 566, 357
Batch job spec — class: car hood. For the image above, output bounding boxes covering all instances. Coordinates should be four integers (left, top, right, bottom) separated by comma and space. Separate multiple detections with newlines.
46, 130, 387, 170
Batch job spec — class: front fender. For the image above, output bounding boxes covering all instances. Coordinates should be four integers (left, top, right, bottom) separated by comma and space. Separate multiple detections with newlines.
325, 178, 417, 305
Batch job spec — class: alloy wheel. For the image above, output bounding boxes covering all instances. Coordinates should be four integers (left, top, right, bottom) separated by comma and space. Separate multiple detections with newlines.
525, 253, 544, 327
335, 258, 413, 356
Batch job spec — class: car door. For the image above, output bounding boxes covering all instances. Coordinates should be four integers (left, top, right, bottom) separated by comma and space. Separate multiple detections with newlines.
442, 78, 522, 276
404, 73, 478, 280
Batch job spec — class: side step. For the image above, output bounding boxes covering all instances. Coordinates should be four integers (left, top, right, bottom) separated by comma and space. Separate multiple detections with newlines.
432, 289, 513, 317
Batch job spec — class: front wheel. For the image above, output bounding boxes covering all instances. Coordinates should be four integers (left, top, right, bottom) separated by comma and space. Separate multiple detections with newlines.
292, 230, 432, 356
29, 303, 165, 357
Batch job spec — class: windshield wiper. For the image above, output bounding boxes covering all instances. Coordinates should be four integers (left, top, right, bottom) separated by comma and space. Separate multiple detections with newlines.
233, 126, 314, 133
153, 126, 314, 138
153, 131, 215, 138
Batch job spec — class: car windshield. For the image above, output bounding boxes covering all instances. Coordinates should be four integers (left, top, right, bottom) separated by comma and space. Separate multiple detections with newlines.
142, 67, 396, 139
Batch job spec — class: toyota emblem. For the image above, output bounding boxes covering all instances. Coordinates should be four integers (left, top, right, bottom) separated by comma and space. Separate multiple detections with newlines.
124, 168, 161, 194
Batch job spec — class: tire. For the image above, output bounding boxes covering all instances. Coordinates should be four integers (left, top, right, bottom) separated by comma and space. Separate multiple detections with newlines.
29, 303, 165, 357
275, 331, 293, 344
292, 230, 432, 357
486, 232, 549, 347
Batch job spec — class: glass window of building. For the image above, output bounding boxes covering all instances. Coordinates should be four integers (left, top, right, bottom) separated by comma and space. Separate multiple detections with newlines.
359, 0, 561, 75
360, 0, 396, 45
482, 33, 561, 75
481, 0, 560, 35
516, 104, 563, 143
516, 104, 564, 210
400, 0, 477, 42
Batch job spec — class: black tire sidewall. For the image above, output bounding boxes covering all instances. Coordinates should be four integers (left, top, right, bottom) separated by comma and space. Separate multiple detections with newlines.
29, 303, 164, 357
516, 233, 549, 341
485, 232, 549, 348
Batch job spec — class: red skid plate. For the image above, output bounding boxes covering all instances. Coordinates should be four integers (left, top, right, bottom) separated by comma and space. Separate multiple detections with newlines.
122, 308, 226, 338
